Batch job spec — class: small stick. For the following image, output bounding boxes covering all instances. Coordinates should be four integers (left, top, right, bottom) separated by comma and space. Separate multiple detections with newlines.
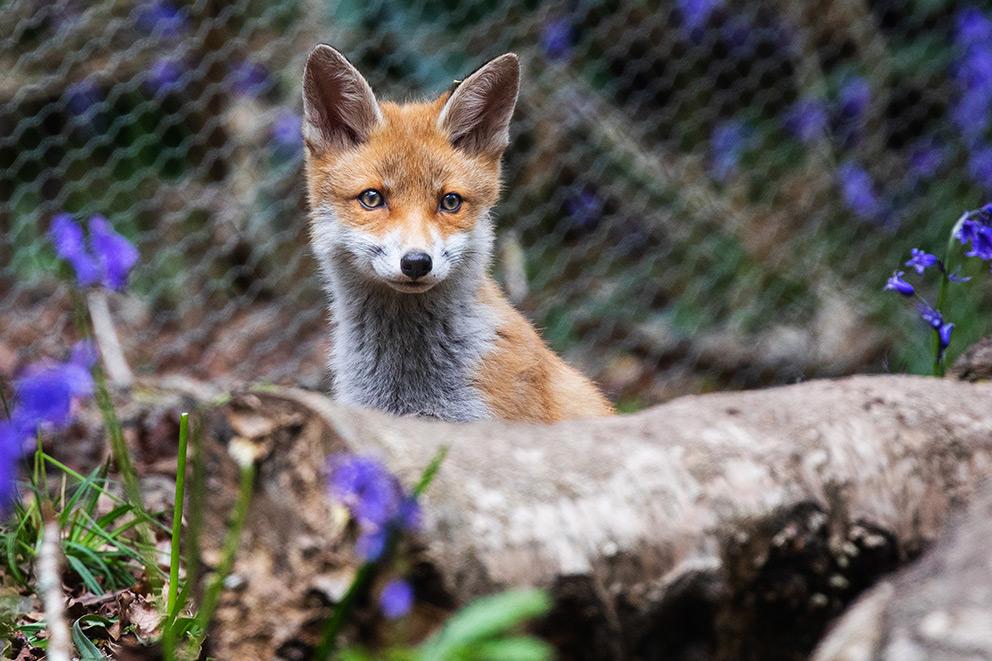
86, 289, 133, 387
39, 520, 71, 661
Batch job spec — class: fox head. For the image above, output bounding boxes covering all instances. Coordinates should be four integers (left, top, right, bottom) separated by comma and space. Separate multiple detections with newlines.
302, 45, 519, 294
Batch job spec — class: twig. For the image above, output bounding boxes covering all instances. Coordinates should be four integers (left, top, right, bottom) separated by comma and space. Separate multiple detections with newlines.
86, 289, 133, 388
39, 521, 71, 661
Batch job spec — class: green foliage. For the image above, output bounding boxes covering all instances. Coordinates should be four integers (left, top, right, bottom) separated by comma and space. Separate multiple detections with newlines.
416, 589, 552, 660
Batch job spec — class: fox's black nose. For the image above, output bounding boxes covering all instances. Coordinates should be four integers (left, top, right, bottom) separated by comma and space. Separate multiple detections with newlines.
400, 251, 432, 280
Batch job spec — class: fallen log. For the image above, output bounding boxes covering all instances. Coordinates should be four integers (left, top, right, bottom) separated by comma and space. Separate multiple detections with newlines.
813, 480, 992, 661
183, 375, 992, 660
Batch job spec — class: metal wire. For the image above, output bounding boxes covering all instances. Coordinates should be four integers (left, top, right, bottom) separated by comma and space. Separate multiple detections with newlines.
2, 0, 990, 408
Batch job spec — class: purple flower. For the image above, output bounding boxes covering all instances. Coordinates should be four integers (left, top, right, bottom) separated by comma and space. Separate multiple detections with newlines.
270, 110, 303, 153
50, 214, 101, 286
884, 271, 914, 296
905, 248, 938, 274
938, 322, 955, 350
838, 76, 871, 121
0, 422, 19, 512
711, 119, 749, 182
968, 147, 992, 193
329, 455, 403, 529
918, 303, 944, 329
784, 99, 828, 143
948, 270, 972, 283
328, 454, 422, 561
957, 206, 992, 261
227, 60, 270, 97
51, 214, 139, 290
135, 1, 187, 37
678, 0, 722, 35
144, 57, 185, 95
65, 79, 103, 117
541, 18, 573, 61
356, 529, 388, 562
14, 367, 82, 438
956, 7, 992, 48
837, 162, 884, 222
89, 215, 139, 290
379, 579, 413, 619
907, 141, 945, 180
564, 189, 603, 233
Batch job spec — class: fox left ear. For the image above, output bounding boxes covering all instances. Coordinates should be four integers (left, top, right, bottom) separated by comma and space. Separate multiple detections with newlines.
438, 53, 519, 157
302, 44, 381, 153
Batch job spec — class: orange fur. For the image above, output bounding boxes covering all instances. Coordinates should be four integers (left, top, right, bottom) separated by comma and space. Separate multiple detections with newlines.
304, 57, 613, 423
473, 280, 615, 422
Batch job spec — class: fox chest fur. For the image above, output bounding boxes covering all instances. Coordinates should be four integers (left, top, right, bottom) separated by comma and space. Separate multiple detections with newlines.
327, 263, 495, 421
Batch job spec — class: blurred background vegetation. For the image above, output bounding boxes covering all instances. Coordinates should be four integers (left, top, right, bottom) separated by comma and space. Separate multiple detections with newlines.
1, 0, 990, 410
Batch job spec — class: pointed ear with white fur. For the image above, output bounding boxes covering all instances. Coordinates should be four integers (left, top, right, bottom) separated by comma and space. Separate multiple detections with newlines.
438, 53, 520, 157
302, 45, 381, 153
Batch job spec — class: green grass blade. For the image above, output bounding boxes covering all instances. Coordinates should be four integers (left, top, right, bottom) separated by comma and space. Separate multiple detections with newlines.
72, 615, 108, 660
167, 412, 189, 620
65, 554, 103, 594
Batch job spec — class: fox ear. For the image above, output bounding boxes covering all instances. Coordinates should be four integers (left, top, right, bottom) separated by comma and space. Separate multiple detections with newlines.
302, 45, 381, 153
438, 53, 519, 157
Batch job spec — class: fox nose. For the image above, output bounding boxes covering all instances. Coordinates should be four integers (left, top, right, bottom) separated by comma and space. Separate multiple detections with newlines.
400, 251, 432, 280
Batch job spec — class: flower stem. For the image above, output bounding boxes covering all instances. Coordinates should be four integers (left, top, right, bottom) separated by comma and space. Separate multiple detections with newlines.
932, 213, 966, 376
163, 412, 190, 657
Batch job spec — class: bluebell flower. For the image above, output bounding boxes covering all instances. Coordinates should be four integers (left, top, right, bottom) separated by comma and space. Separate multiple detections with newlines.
956, 7, 992, 47
144, 57, 185, 96
917, 303, 944, 329
905, 248, 938, 274
837, 162, 884, 222
65, 79, 103, 117
328, 454, 422, 562
907, 141, 945, 181
678, 0, 722, 36
50, 213, 101, 286
838, 76, 870, 121
784, 98, 828, 143
356, 528, 388, 562
564, 188, 603, 233
12, 358, 93, 438
379, 579, 413, 619
917, 304, 955, 354
968, 146, 992, 193
0, 421, 18, 513
952, 9, 992, 144
541, 17, 573, 61
50, 214, 139, 290
89, 216, 139, 291
884, 271, 914, 296
328, 455, 402, 528
270, 110, 303, 153
948, 270, 972, 283
711, 119, 749, 183
938, 322, 955, 350
135, 0, 187, 37
227, 60, 270, 97
956, 205, 992, 261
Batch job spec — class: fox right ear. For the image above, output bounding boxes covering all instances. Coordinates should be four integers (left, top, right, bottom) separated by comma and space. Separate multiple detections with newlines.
302, 45, 381, 153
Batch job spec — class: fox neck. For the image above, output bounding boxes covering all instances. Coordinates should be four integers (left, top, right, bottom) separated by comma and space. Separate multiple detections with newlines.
323, 239, 497, 422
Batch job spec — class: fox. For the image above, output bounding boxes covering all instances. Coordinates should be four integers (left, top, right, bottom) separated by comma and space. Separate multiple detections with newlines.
301, 45, 614, 423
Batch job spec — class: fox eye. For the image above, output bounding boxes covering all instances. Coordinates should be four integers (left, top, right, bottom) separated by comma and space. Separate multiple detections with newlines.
439, 192, 462, 212
358, 189, 384, 209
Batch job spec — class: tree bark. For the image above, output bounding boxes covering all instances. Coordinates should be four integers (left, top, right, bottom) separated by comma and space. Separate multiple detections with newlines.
188, 375, 992, 660
813, 480, 992, 661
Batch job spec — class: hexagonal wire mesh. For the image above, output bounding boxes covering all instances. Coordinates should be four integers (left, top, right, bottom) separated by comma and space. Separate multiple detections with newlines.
2, 0, 990, 409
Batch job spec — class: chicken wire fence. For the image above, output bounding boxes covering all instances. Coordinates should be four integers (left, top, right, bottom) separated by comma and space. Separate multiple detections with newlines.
2, 0, 991, 409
